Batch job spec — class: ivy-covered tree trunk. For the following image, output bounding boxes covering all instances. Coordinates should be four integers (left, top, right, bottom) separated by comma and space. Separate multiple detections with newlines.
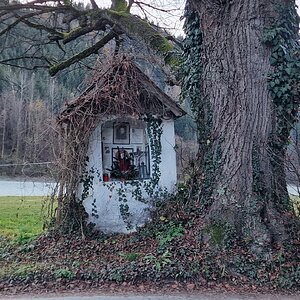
186, 0, 300, 255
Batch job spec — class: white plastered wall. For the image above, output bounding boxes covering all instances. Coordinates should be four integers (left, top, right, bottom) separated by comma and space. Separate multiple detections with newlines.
79, 118, 177, 234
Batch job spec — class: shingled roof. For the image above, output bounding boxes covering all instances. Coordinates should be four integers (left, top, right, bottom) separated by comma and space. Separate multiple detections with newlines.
58, 56, 185, 126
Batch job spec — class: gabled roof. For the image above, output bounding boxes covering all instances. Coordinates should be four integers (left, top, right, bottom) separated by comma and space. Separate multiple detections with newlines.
58, 56, 185, 125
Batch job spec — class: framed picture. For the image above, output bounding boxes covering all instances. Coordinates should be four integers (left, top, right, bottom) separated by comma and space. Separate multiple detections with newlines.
131, 127, 144, 143
113, 122, 130, 144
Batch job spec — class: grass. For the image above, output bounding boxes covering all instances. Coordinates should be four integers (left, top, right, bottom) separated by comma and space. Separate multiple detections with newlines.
0, 196, 46, 243
0, 194, 298, 245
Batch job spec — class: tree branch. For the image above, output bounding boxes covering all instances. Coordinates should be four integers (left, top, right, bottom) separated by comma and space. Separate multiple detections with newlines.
63, 26, 97, 44
94, 10, 174, 59
0, 55, 49, 70
49, 27, 120, 76
134, 1, 180, 13
0, 2, 178, 74
0, 3, 71, 12
19, 18, 64, 39
89, 0, 99, 10
0, 10, 61, 37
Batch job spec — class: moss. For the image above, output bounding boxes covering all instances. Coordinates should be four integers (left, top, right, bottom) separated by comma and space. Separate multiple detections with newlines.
49, 65, 59, 77
105, 10, 173, 52
95, 9, 175, 57
112, 0, 128, 12
62, 28, 80, 39
205, 223, 226, 246
150, 34, 173, 52
107, 11, 174, 60
165, 54, 182, 67
107, 9, 130, 18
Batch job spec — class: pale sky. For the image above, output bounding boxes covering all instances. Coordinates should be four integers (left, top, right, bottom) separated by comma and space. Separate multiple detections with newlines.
97, 0, 185, 35
94, 0, 300, 36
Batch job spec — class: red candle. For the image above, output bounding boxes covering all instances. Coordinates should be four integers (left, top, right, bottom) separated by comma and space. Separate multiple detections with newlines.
103, 173, 109, 182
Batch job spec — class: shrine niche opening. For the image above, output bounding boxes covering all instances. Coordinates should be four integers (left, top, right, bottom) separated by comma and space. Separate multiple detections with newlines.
101, 118, 151, 181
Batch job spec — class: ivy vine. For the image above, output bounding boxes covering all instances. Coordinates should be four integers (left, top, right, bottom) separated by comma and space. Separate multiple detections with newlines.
181, 8, 203, 141
145, 116, 163, 187
181, 5, 216, 207
262, 4, 300, 149
80, 161, 95, 203
262, 4, 300, 210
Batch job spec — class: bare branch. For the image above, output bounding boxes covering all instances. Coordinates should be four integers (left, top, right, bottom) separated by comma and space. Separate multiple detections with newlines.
165, 35, 183, 50
0, 2, 178, 75
20, 17, 64, 38
127, 0, 134, 12
63, 26, 97, 44
0, 10, 61, 37
133, 1, 180, 13
0, 3, 71, 12
0, 59, 49, 70
0, 55, 49, 64
89, 0, 99, 10
49, 27, 120, 76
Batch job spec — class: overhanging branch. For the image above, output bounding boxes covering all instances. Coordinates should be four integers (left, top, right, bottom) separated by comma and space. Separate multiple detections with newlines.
49, 27, 120, 76
93, 10, 174, 58
0, 2, 179, 74
63, 26, 97, 44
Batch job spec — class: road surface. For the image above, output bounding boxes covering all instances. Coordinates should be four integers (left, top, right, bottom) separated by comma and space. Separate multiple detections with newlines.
1, 294, 300, 300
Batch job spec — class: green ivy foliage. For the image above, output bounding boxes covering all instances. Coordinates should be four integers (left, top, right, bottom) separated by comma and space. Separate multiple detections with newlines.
263, 5, 300, 148
180, 5, 218, 207
181, 7, 203, 139
146, 116, 163, 187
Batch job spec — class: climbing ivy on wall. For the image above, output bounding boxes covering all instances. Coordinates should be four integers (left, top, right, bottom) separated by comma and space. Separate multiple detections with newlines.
145, 116, 163, 187
115, 116, 166, 228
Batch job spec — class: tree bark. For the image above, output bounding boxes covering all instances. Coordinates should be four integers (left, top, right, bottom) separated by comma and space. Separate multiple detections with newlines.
190, 0, 296, 255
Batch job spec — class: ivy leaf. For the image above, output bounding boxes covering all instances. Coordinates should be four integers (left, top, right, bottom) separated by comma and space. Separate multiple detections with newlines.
285, 67, 292, 75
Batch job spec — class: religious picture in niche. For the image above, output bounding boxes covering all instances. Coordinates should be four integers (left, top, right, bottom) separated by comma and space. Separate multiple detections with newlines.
113, 122, 130, 144
110, 147, 138, 180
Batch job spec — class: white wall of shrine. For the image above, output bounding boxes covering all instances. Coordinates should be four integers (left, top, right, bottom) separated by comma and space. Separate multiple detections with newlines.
78, 117, 177, 233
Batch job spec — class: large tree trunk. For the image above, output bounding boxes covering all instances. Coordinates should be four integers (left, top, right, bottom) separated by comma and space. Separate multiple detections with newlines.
189, 0, 298, 255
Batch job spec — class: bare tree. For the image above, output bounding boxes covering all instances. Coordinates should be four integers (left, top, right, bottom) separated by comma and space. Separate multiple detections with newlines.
0, 68, 58, 176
